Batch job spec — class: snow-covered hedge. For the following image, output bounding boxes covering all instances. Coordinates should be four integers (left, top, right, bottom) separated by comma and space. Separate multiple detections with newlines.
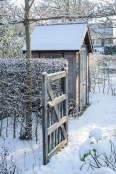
0, 58, 67, 121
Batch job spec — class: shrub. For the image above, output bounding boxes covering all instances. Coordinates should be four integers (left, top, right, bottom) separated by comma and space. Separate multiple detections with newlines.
104, 45, 116, 55
0, 139, 21, 174
79, 128, 116, 173
0, 58, 67, 139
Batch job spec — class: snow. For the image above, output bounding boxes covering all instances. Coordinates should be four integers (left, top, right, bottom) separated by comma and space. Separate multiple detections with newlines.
22, 22, 88, 51
1, 93, 116, 173
95, 167, 116, 174
93, 46, 104, 52
89, 128, 102, 141
90, 24, 113, 34
79, 138, 92, 160
91, 143, 111, 158
1, 54, 116, 174
47, 71, 65, 77
42, 72, 47, 75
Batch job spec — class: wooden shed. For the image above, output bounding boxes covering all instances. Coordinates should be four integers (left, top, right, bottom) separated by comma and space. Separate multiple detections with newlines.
22, 22, 93, 112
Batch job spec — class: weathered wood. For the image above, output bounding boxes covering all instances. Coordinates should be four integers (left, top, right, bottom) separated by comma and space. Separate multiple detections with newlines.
76, 52, 79, 113
47, 109, 51, 153
61, 101, 63, 118
79, 46, 87, 111
64, 63, 68, 140
47, 94, 66, 107
48, 134, 51, 153
64, 52, 74, 100
87, 53, 89, 103
48, 116, 66, 135
58, 102, 61, 143
48, 139, 68, 160
73, 53, 76, 101
55, 128, 57, 147
47, 83, 67, 139
51, 108, 54, 150
42, 73, 48, 165
47, 71, 66, 82
42, 65, 68, 164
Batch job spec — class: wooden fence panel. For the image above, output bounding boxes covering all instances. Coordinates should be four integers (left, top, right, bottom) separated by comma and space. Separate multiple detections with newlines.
42, 63, 68, 165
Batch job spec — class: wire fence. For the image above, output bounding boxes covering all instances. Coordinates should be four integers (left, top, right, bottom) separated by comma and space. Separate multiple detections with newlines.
89, 54, 116, 96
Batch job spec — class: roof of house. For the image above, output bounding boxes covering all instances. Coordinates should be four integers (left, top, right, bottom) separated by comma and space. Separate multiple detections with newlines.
22, 22, 93, 52
89, 24, 113, 34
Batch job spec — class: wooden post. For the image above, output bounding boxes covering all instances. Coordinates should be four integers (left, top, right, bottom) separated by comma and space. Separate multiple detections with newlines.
42, 72, 48, 165
64, 62, 68, 140
51, 107, 54, 150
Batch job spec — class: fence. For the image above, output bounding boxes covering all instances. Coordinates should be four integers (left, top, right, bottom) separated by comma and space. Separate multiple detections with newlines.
89, 54, 116, 95
42, 63, 68, 165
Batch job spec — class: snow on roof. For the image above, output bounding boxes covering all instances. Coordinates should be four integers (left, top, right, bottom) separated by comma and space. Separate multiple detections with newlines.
90, 24, 113, 34
93, 27, 113, 34
22, 22, 88, 51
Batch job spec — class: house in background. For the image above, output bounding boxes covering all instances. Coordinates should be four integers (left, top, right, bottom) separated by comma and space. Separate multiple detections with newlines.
22, 22, 93, 112
89, 23, 113, 53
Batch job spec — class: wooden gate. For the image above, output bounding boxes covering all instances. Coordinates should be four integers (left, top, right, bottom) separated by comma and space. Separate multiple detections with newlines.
42, 64, 68, 165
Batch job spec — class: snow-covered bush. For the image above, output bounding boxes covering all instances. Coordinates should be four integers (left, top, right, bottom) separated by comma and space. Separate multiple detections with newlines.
79, 128, 116, 173
0, 139, 21, 174
0, 25, 25, 59
0, 58, 67, 139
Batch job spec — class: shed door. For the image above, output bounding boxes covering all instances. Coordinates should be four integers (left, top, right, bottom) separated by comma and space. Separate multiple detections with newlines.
80, 47, 87, 111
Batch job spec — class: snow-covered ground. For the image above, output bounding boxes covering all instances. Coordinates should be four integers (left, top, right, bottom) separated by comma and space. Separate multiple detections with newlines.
0, 92, 116, 174
0, 55, 116, 174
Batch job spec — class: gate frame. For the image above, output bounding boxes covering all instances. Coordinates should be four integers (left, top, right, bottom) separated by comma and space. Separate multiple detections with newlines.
42, 63, 68, 165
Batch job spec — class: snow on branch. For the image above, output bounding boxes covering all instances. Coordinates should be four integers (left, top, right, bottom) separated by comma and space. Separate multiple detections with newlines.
1, 0, 116, 26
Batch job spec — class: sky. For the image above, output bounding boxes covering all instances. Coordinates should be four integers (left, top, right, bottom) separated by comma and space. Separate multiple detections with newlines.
10, 0, 110, 7
11, 0, 24, 6
11, 0, 41, 7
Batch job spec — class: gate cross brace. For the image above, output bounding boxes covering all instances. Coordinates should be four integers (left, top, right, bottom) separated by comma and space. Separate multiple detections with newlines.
47, 82, 67, 139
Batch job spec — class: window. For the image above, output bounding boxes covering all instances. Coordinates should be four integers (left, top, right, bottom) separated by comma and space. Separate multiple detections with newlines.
92, 39, 95, 44
105, 39, 113, 45
41, 53, 62, 58
96, 39, 102, 45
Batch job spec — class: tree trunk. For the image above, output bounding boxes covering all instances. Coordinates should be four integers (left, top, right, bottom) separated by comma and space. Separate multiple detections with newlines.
25, 59, 32, 139
20, 0, 32, 139
25, 0, 31, 59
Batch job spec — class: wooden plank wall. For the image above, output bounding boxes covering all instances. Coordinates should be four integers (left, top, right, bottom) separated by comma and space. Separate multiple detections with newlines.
76, 52, 80, 112
87, 52, 89, 103
31, 51, 39, 58
64, 52, 76, 100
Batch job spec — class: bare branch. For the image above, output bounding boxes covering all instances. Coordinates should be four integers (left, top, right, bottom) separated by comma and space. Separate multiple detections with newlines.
0, 20, 24, 25
29, 0, 35, 11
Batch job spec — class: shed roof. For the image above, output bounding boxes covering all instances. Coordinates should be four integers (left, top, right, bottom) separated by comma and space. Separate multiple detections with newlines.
22, 22, 92, 52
